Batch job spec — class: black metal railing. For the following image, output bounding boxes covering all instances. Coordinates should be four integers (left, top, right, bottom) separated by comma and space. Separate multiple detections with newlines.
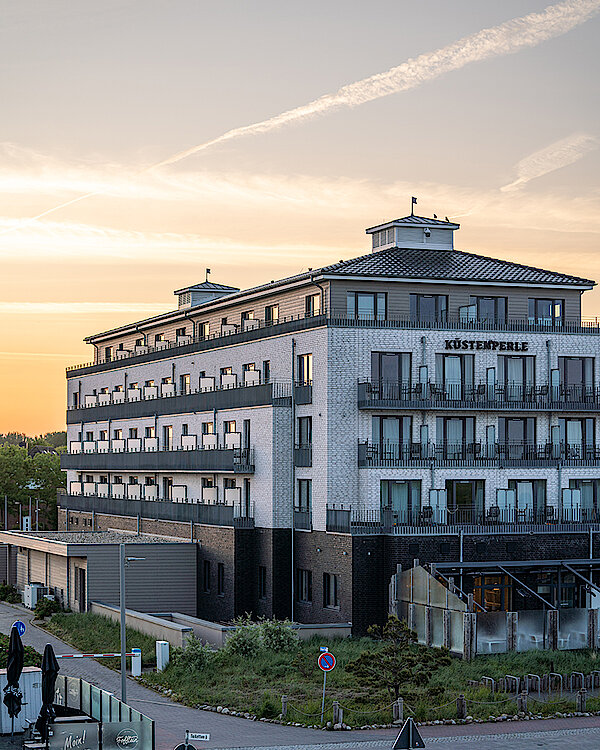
66, 313, 600, 377
293, 509, 312, 530
61, 446, 255, 473
358, 441, 600, 467
59, 492, 254, 527
294, 444, 313, 467
358, 380, 600, 411
325, 504, 600, 534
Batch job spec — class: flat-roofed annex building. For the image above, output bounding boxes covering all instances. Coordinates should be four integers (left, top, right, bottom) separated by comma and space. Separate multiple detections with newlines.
60, 214, 600, 633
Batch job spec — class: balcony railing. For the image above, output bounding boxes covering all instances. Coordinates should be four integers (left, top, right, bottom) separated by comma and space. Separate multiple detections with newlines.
326, 504, 600, 534
61, 444, 255, 473
358, 441, 600, 467
358, 380, 600, 411
59, 492, 254, 527
293, 509, 312, 530
66, 313, 600, 378
294, 444, 313, 467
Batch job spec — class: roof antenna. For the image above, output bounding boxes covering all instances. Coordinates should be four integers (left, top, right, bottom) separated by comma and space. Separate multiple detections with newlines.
411, 196, 417, 216
205, 267, 211, 282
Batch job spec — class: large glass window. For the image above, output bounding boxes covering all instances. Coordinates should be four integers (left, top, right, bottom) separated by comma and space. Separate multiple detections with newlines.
559, 418, 595, 457
475, 296, 507, 323
473, 575, 512, 612
436, 354, 474, 399
507, 479, 546, 518
498, 417, 536, 459
381, 480, 421, 521
298, 416, 312, 446
445, 480, 484, 522
371, 351, 411, 384
569, 479, 600, 518
297, 353, 313, 384
436, 417, 475, 458
528, 298, 564, 326
265, 304, 279, 325
410, 294, 447, 323
296, 569, 313, 603
372, 416, 412, 461
296, 479, 312, 512
347, 292, 387, 320
498, 355, 535, 400
305, 294, 321, 317
559, 357, 594, 400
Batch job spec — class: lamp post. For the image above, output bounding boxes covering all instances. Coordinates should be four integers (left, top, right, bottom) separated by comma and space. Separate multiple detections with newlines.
119, 543, 144, 704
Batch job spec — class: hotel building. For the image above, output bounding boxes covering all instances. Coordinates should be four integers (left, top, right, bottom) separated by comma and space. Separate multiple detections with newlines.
59, 215, 600, 635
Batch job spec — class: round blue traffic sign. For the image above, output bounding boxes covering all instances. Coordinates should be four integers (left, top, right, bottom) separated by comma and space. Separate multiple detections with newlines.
12, 620, 26, 637
318, 652, 336, 672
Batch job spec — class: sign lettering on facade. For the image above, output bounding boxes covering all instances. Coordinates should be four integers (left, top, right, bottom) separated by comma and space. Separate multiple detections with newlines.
103, 722, 153, 750
445, 339, 529, 352
48, 723, 99, 750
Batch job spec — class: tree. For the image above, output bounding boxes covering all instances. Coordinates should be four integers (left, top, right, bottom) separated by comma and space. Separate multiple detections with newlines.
0, 444, 29, 510
31, 452, 64, 528
346, 615, 450, 701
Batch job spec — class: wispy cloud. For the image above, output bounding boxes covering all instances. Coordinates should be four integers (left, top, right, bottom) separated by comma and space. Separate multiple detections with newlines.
501, 133, 599, 191
0, 351, 84, 360
0, 302, 174, 315
153, 0, 600, 169
3, 0, 599, 230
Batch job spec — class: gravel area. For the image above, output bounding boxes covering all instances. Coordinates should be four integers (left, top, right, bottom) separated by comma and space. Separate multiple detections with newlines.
6, 530, 190, 544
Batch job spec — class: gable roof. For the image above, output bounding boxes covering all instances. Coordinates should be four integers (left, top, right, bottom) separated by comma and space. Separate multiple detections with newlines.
366, 214, 460, 230
318, 246, 595, 287
173, 281, 240, 295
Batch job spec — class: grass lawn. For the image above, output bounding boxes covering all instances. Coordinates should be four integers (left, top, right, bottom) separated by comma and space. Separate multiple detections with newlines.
44, 613, 600, 725
42, 613, 157, 668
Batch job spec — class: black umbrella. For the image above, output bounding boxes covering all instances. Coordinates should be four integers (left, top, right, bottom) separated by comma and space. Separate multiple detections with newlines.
3, 625, 24, 737
35, 644, 60, 741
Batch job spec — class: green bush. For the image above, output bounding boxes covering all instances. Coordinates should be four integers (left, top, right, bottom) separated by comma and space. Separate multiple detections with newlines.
258, 618, 299, 653
173, 637, 214, 671
0, 583, 20, 603
34, 597, 61, 619
225, 615, 262, 657
255, 691, 280, 719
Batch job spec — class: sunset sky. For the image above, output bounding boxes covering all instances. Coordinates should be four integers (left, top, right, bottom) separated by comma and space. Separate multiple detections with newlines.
2, 0, 600, 434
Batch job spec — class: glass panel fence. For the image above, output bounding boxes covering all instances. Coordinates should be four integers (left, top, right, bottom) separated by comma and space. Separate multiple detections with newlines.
431, 607, 444, 648
413, 603, 427, 643
558, 608, 588, 650
449, 610, 465, 654
516, 610, 546, 651
476, 611, 507, 654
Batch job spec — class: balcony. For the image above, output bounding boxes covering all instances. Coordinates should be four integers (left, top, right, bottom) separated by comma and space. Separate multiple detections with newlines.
358, 441, 600, 468
59, 492, 254, 528
61, 443, 255, 473
326, 504, 600, 535
293, 509, 312, 530
358, 380, 600, 412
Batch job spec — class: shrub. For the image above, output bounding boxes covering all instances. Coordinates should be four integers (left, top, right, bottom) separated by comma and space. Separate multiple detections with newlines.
258, 618, 299, 653
256, 691, 280, 719
0, 583, 20, 603
174, 637, 214, 671
225, 615, 262, 657
34, 597, 61, 619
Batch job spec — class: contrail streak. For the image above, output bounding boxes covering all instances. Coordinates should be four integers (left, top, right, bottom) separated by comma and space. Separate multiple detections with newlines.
500, 132, 598, 191
2, 0, 599, 232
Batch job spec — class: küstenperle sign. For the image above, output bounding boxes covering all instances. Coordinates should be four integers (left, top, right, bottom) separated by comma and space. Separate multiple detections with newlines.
444, 339, 529, 352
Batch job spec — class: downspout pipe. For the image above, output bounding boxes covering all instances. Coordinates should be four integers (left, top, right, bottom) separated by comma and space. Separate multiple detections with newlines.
310, 275, 327, 317
291, 337, 297, 622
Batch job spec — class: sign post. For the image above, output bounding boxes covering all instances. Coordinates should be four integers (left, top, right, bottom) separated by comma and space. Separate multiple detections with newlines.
317, 649, 336, 724
174, 731, 210, 750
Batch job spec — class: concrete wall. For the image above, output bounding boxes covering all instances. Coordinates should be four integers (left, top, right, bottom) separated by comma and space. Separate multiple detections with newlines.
90, 602, 193, 647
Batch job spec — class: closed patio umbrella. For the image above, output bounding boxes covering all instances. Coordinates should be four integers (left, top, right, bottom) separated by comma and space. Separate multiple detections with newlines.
35, 644, 60, 741
3, 625, 24, 737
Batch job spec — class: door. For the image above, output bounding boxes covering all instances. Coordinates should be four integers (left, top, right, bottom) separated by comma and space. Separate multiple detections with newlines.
446, 480, 484, 522
77, 568, 86, 613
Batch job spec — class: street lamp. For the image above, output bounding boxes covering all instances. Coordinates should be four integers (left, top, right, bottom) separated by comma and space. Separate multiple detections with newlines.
119, 543, 144, 704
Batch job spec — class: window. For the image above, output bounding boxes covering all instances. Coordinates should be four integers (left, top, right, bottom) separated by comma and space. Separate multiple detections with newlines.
176, 327, 187, 337
381, 480, 421, 519
241, 310, 254, 321
445, 480, 485, 521
145, 426, 155, 438
410, 294, 447, 323
559, 418, 595, 457
372, 416, 412, 460
203, 560, 211, 593
144, 380, 155, 387
262, 360, 271, 383
85, 475, 94, 484
507, 479, 546, 517
224, 420, 236, 434
129, 382, 138, 390
296, 569, 312, 603
498, 418, 536, 459
243, 478, 251, 517
161, 376, 173, 385
135, 338, 144, 347
498, 355, 535, 400
460, 297, 507, 323
128, 476, 138, 485
224, 477, 236, 490
72, 392, 79, 408
114, 476, 122, 485
199, 322, 209, 339
179, 373, 190, 393
569, 479, 600, 516
128, 428, 138, 439
162, 476, 173, 499
265, 304, 279, 325
298, 416, 312, 447
435, 354, 474, 399
371, 352, 411, 384
202, 421, 214, 434
85, 431, 94, 441
220, 366, 232, 376
528, 298, 564, 326
113, 429, 123, 440
99, 430, 107, 441
347, 291, 386, 320
559, 357, 594, 399
323, 573, 339, 608
217, 563, 225, 596
144, 476, 155, 486
182, 423, 189, 436
436, 417, 475, 458
297, 353, 313, 384
99, 475, 108, 484
305, 293, 321, 317
258, 566, 267, 599
162, 425, 173, 449
473, 575, 512, 612
154, 333, 165, 342
296, 479, 312, 512
104, 346, 113, 362
372, 228, 394, 249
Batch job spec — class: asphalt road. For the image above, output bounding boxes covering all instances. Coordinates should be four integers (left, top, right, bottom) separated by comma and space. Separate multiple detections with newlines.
1, 602, 599, 749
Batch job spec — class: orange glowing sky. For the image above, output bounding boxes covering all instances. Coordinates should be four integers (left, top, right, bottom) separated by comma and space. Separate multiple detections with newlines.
1, 0, 600, 434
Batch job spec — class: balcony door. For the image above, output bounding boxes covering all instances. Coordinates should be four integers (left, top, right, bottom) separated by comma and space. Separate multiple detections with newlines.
436, 354, 473, 400
498, 417, 536, 459
445, 480, 484, 522
498, 355, 535, 401
559, 357, 594, 400
372, 416, 411, 461
559, 417, 594, 458
436, 417, 474, 459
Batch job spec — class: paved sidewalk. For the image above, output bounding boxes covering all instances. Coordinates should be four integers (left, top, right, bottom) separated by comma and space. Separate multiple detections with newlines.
2, 602, 599, 749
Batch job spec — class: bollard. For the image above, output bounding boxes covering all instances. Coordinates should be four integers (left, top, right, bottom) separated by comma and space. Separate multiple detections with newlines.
332, 701, 340, 724
393, 698, 404, 723
156, 641, 170, 672
517, 692, 528, 713
576, 689, 587, 712
281, 695, 288, 718
456, 694, 467, 719
131, 648, 142, 677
